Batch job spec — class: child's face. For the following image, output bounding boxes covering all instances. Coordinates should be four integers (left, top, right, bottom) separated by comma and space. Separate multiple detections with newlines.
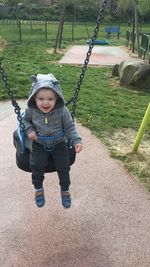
35, 88, 57, 113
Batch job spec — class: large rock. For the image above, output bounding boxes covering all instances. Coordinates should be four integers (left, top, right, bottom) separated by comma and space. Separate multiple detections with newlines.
112, 64, 119, 77
114, 59, 150, 90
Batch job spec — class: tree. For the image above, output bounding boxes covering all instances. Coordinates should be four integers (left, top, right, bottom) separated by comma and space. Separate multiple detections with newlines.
53, 0, 66, 52
5, 0, 21, 24
117, 0, 140, 56
138, 0, 150, 15
5, 0, 19, 4
53, 0, 100, 52
117, 0, 150, 56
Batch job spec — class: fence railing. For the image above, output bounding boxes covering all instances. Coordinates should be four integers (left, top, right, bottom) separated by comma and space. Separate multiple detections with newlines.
0, 19, 96, 44
125, 29, 150, 62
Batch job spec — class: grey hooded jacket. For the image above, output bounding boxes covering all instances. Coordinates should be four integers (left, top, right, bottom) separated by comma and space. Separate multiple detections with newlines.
23, 74, 81, 146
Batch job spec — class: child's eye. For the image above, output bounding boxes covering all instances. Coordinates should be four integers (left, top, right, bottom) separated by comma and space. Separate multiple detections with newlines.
36, 97, 56, 101
48, 98, 55, 101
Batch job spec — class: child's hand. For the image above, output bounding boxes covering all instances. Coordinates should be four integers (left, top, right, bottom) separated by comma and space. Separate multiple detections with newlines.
75, 143, 82, 153
28, 131, 37, 141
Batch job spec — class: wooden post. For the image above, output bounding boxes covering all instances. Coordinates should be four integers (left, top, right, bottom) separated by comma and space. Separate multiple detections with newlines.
18, 20, 22, 44
45, 21, 47, 42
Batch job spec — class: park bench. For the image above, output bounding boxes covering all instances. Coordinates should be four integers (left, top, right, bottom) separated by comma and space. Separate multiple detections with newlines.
140, 34, 149, 59
105, 25, 120, 39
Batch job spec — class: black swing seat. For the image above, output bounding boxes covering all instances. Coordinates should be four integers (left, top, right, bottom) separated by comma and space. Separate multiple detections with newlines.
13, 130, 76, 173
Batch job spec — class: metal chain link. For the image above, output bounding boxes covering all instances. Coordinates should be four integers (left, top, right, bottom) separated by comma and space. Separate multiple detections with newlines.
0, 63, 25, 130
66, 0, 108, 117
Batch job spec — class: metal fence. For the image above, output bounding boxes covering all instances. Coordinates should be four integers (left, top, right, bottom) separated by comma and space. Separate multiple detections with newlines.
0, 19, 93, 44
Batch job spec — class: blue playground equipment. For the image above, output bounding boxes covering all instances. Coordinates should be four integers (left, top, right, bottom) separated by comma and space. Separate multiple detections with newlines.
86, 39, 109, 45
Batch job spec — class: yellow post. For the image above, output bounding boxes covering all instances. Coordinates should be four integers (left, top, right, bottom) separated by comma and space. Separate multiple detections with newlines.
132, 102, 150, 152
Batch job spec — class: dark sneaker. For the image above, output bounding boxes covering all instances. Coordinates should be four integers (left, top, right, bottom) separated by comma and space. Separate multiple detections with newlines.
61, 191, 71, 208
35, 188, 45, 208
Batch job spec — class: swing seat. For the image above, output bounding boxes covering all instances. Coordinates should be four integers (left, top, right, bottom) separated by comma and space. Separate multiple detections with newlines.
13, 130, 76, 173
86, 39, 109, 45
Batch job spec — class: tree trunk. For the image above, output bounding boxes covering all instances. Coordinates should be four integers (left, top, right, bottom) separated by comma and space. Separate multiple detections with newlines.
132, 0, 140, 57
58, 3, 65, 49
132, 7, 135, 53
53, 1, 65, 53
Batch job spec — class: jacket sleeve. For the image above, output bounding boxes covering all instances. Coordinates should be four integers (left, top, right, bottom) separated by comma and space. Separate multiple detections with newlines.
62, 106, 82, 145
22, 107, 35, 134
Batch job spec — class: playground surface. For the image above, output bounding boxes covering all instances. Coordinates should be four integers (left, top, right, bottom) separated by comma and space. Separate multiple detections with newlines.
59, 45, 129, 66
1, 101, 150, 267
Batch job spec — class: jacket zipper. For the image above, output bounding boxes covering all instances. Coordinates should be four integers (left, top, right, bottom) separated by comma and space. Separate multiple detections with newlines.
44, 115, 48, 124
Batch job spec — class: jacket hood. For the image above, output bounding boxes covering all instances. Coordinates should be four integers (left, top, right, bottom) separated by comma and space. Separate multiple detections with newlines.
27, 74, 65, 108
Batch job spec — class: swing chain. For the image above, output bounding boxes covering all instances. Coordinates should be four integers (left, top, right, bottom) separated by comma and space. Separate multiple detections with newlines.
0, 63, 25, 130
66, 0, 108, 117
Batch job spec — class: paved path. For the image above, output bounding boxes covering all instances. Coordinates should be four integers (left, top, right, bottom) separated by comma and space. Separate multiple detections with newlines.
0, 101, 150, 267
59, 45, 129, 66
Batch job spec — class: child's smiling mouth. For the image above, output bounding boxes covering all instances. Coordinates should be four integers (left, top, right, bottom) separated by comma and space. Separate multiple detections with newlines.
42, 107, 51, 112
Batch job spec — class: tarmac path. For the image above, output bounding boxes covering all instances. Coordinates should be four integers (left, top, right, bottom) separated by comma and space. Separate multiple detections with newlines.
0, 101, 150, 267
59, 45, 129, 66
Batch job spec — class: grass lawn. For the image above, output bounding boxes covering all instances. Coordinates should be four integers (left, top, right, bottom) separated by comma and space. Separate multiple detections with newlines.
0, 21, 150, 45
0, 41, 150, 190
